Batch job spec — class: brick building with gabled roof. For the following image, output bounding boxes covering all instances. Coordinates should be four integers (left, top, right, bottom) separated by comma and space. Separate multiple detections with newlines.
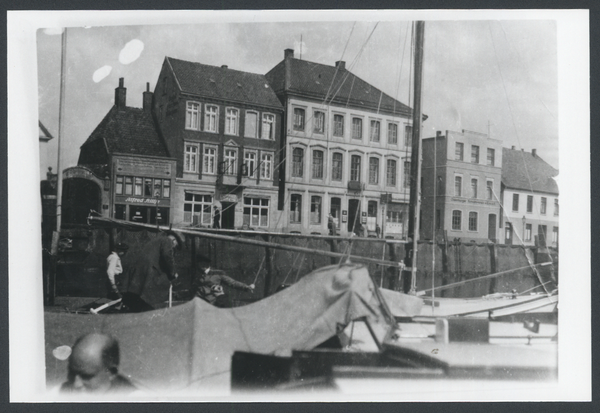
500, 147, 559, 246
64, 78, 177, 226
153, 56, 284, 230
265, 49, 414, 237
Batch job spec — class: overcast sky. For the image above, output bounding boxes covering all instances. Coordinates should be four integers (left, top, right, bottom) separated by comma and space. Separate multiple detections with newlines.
36, 12, 559, 172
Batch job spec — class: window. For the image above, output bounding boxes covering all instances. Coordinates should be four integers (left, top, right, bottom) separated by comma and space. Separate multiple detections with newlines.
387, 210, 403, 223
261, 113, 275, 140
186, 102, 200, 130
332, 153, 343, 181
525, 223, 532, 241
224, 149, 237, 175
352, 118, 362, 139
403, 161, 411, 188
312, 150, 324, 179
487, 148, 495, 166
552, 227, 558, 244
245, 151, 257, 178
184, 144, 199, 173
124, 177, 133, 195
386, 159, 397, 187
455, 142, 464, 161
388, 123, 398, 144
225, 108, 238, 135
369, 157, 379, 185
313, 111, 325, 133
290, 194, 302, 223
512, 194, 519, 212
204, 105, 218, 132
183, 193, 212, 226
471, 178, 478, 198
471, 145, 479, 163
243, 197, 269, 227
261, 152, 273, 180
333, 114, 344, 137
554, 199, 559, 216
540, 197, 547, 214
527, 195, 533, 213
245, 111, 258, 138
369, 120, 380, 142
293, 108, 305, 131
368, 201, 378, 219
292, 148, 304, 178
153, 179, 162, 198
452, 210, 462, 230
405, 125, 413, 147
505, 223, 513, 241
350, 155, 361, 182
486, 180, 493, 200
163, 179, 171, 198
116, 176, 123, 195
134, 177, 143, 196
454, 176, 462, 197
144, 178, 153, 196
468, 212, 478, 231
203, 146, 217, 175
310, 196, 322, 224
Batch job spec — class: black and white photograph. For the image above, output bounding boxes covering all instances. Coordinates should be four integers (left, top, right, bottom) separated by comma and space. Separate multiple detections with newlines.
7, 9, 590, 402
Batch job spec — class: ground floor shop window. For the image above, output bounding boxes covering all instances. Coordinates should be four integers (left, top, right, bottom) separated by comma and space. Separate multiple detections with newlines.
290, 194, 302, 223
183, 193, 213, 226
243, 197, 269, 227
310, 196, 322, 224
129, 205, 170, 225
330, 197, 341, 229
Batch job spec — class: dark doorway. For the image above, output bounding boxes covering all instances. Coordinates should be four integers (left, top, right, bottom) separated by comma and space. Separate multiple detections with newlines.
488, 214, 497, 241
61, 178, 102, 225
221, 202, 236, 229
505, 222, 513, 245
348, 199, 360, 233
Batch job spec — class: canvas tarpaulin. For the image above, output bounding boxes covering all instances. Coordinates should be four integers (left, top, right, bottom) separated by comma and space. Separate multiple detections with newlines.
44, 263, 392, 395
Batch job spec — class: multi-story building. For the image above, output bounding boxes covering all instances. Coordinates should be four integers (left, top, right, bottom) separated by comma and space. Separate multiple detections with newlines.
152, 57, 284, 230
265, 49, 413, 237
421, 130, 503, 242
500, 147, 558, 246
68, 78, 176, 226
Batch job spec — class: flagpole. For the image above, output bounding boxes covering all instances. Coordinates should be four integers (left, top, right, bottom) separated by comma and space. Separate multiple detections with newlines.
56, 27, 67, 233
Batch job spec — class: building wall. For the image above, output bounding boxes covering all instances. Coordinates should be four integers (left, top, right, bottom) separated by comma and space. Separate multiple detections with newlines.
280, 96, 412, 236
153, 62, 284, 231
421, 130, 503, 242
501, 188, 559, 246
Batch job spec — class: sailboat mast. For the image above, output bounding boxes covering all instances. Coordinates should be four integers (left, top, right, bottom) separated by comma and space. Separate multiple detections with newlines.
405, 21, 425, 294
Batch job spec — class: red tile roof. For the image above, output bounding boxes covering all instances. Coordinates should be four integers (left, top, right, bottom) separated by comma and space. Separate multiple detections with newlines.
81, 106, 169, 158
266, 57, 412, 117
501, 148, 558, 194
166, 57, 283, 110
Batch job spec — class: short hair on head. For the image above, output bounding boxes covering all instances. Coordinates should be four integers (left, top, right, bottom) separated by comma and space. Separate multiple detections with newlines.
72, 333, 120, 373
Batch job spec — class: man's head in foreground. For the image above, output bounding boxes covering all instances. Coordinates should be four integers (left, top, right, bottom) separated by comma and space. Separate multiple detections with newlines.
64, 333, 121, 394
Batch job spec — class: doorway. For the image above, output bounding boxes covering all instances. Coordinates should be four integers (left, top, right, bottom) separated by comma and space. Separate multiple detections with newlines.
488, 214, 497, 241
348, 199, 360, 233
221, 202, 236, 229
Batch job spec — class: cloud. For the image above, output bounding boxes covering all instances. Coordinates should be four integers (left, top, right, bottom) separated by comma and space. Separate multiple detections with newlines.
93, 65, 112, 83
119, 39, 144, 65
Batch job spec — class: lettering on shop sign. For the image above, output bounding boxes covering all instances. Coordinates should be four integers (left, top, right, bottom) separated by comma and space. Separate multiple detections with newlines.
124, 197, 162, 205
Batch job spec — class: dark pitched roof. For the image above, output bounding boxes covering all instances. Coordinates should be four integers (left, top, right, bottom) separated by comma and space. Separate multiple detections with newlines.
166, 57, 283, 110
81, 106, 169, 158
265, 57, 412, 117
39, 121, 54, 141
501, 148, 558, 194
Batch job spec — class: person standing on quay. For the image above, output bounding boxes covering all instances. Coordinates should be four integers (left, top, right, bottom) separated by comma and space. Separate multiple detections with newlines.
120, 231, 183, 312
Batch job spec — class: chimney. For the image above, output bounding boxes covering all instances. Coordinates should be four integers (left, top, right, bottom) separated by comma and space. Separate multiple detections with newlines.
335, 60, 346, 71
143, 82, 153, 112
511, 145, 515, 150
284, 49, 294, 60
115, 77, 126, 108
532, 149, 537, 157
221, 65, 228, 69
